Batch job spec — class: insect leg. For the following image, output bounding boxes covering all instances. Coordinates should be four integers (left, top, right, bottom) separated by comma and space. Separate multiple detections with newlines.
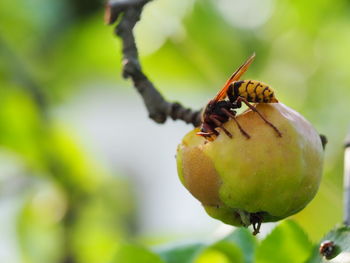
237, 97, 282, 137
251, 213, 262, 235
221, 108, 250, 139
252, 220, 262, 235
197, 122, 218, 140
209, 115, 233, 138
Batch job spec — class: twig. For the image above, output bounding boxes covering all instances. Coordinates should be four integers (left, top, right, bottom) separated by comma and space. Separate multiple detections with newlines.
104, 0, 333, 147
0, 36, 49, 120
320, 134, 327, 150
344, 131, 350, 226
105, 0, 201, 126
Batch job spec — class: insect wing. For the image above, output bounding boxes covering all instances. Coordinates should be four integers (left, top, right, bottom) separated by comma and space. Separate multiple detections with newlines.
213, 53, 255, 101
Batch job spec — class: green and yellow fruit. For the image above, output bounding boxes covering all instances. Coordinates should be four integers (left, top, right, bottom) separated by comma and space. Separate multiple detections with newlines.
176, 103, 324, 230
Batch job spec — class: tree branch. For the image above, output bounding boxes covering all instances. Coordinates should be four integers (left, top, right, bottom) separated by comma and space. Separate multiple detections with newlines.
105, 0, 201, 126
320, 134, 327, 150
0, 36, 49, 121
344, 131, 350, 226
104, 0, 331, 150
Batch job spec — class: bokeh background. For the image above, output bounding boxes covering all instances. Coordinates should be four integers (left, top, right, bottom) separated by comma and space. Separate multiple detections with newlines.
0, 0, 349, 262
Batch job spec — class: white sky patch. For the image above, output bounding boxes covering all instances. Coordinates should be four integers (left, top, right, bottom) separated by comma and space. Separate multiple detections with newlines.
216, 0, 275, 29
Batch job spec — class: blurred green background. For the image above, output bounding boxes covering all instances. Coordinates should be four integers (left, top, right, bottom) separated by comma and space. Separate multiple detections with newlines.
0, 0, 348, 262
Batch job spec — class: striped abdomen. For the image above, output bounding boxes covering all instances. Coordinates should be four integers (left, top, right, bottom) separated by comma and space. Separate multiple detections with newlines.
228, 80, 278, 103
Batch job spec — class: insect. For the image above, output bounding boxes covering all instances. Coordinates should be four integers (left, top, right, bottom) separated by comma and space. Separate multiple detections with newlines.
197, 53, 282, 140
319, 240, 335, 259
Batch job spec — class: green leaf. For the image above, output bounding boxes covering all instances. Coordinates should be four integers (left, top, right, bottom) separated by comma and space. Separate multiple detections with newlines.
157, 242, 206, 263
323, 226, 350, 256
194, 249, 231, 263
306, 225, 350, 262
222, 228, 257, 263
256, 220, 312, 263
113, 243, 164, 263
208, 240, 244, 263
156, 229, 252, 263
304, 246, 323, 263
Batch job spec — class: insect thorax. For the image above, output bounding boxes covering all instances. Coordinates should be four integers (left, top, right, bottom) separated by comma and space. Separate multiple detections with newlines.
228, 80, 276, 103
201, 100, 232, 122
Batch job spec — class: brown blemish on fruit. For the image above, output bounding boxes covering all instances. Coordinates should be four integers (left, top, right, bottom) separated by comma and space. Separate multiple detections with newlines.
181, 147, 222, 206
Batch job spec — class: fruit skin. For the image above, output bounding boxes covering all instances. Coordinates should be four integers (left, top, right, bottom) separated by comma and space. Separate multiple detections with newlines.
176, 103, 324, 227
